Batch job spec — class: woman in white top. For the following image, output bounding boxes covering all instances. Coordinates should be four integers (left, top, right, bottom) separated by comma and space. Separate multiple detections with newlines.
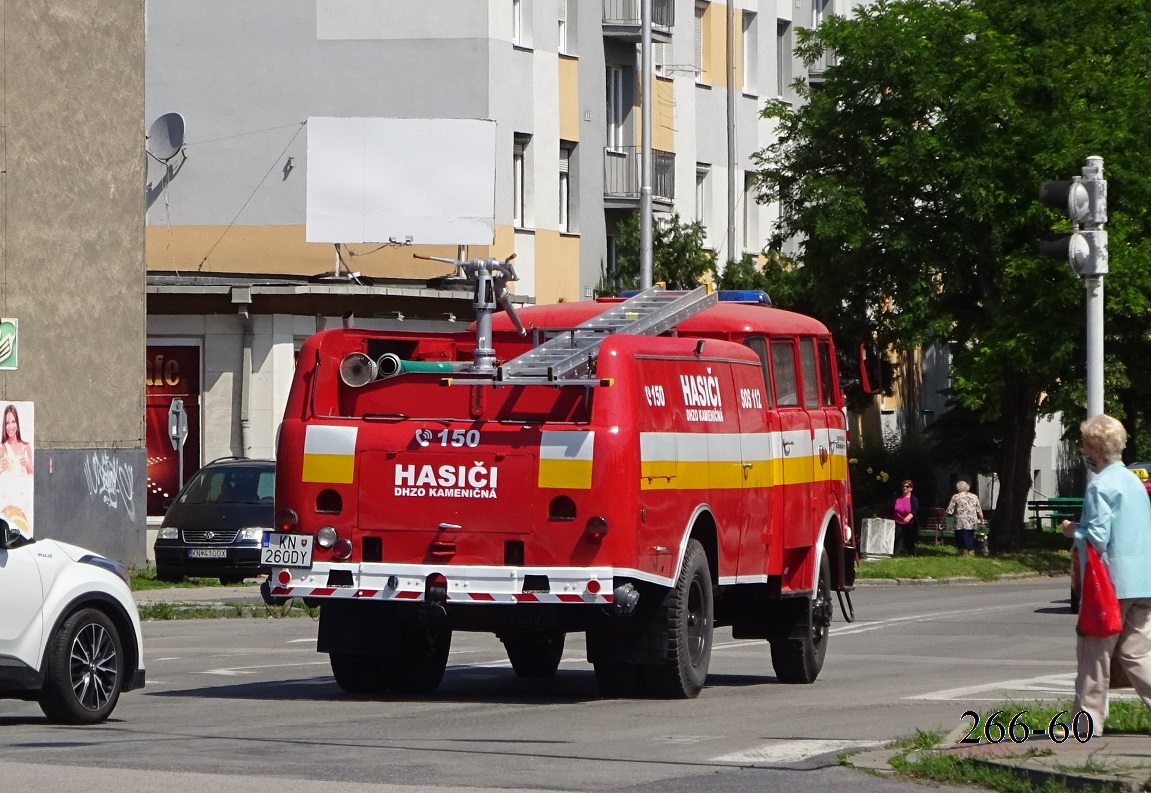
946, 480, 983, 556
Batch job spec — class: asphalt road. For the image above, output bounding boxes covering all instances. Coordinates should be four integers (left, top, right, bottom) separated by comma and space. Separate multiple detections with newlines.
0, 577, 1078, 792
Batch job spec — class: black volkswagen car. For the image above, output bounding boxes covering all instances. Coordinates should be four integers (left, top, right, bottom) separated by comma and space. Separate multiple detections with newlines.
153, 457, 275, 584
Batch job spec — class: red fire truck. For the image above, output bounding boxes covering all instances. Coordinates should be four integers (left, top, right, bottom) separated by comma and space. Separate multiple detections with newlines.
264, 255, 856, 699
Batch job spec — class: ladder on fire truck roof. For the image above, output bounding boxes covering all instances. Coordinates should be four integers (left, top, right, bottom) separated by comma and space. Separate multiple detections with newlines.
494, 285, 718, 385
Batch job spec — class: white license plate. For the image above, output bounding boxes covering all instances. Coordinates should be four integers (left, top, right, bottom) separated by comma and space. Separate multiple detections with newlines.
188, 548, 227, 559
261, 532, 313, 568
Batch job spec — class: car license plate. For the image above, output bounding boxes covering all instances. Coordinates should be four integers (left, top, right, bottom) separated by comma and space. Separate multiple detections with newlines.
188, 548, 227, 559
261, 532, 313, 567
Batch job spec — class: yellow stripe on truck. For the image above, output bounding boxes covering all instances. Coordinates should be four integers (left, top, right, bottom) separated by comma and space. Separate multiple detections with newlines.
302, 425, 358, 484
539, 431, 594, 489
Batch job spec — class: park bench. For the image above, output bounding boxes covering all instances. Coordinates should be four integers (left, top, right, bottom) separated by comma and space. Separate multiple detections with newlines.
922, 508, 954, 545
1027, 497, 1083, 531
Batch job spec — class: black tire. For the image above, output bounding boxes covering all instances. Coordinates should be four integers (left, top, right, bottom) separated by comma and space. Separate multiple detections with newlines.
643, 538, 714, 698
770, 551, 832, 684
502, 631, 565, 679
1070, 586, 1080, 615
38, 608, 124, 724
155, 569, 183, 583
330, 653, 386, 694
382, 623, 452, 695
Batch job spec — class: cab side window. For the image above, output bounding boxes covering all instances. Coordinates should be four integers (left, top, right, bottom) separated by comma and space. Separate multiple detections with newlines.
771, 340, 800, 407
817, 339, 837, 406
800, 338, 819, 409
742, 336, 775, 407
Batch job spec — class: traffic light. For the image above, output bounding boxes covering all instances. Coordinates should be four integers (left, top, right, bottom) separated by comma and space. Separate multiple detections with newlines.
1038, 157, 1108, 276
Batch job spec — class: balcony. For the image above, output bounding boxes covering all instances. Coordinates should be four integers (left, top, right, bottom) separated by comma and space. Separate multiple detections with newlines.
602, 0, 673, 43
604, 146, 675, 208
807, 49, 838, 86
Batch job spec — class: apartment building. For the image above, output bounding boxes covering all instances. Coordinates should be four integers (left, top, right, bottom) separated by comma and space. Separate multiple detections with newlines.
144, 0, 864, 525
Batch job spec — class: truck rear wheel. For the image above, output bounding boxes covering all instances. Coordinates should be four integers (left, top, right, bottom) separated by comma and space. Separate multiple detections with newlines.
643, 538, 713, 699
770, 551, 832, 683
382, 623, 452, 695
330, 653, 386, 694
502, 631, 565, 679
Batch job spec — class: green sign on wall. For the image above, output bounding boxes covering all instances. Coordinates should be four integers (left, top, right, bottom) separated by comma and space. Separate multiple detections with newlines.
0, 319, 18, 370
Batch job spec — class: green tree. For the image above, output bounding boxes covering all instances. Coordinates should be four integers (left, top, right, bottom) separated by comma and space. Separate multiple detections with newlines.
601, 211, 714, 293
754, 0, 1151, 549
715, 252, 814, 312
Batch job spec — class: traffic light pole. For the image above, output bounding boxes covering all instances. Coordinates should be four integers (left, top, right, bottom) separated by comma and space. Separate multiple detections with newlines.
639, 0, 653, 290
1085, 275, 1104, 419
1039, 156, 1108, 419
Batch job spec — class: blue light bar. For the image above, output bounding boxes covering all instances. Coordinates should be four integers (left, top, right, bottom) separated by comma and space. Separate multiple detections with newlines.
717, 290, 771, 305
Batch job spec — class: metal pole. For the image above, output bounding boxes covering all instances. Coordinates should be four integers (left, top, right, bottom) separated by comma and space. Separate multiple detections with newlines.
726, 0, 737, 265
640, 0, 653, 289
1085, 275, 1104, 418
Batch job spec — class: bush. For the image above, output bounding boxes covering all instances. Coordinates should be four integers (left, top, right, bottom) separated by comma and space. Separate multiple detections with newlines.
850, 435, 937, 520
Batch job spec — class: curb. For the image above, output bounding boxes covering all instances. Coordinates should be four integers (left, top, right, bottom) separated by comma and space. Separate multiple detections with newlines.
962, 755, 1137, 793
855, 572, 1046, 587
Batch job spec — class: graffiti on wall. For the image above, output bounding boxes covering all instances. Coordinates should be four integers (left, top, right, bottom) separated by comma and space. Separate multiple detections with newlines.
84, 450, 137, 521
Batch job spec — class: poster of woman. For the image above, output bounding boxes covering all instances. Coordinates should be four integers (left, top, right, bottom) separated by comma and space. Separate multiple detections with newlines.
0, 401, 34, 537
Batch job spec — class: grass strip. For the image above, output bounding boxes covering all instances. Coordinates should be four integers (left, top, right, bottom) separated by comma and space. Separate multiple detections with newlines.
139, 600, 318, 621
858, 533, 1071, 581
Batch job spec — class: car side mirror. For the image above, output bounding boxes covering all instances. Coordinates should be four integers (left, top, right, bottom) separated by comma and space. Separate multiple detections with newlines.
0, 518, 19, 549
163, 497, 174, 510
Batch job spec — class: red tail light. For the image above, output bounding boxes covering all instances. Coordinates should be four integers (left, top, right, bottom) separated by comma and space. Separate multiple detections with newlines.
275, 507, 299, 532
333, 538, 353, 560
584, 516, 609, 540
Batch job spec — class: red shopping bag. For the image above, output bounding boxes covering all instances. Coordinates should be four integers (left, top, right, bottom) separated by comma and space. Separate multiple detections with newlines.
1077, 544, 1123, 638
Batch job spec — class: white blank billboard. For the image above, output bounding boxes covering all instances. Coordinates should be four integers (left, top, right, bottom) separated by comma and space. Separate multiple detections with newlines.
306, 117, 496, 245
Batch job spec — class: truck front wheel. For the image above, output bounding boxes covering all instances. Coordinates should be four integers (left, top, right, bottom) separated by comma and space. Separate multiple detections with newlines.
769, 551, 832, 683
643, 538, 713, 698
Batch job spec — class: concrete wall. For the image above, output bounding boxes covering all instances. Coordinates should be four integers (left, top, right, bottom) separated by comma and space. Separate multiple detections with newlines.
0, 0, 146, 564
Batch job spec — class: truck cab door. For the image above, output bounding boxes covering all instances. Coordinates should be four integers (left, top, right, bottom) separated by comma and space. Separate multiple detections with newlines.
771, 338, 815, 550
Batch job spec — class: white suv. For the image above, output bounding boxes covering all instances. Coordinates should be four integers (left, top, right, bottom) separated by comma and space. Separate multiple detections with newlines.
0, 520, 145, 723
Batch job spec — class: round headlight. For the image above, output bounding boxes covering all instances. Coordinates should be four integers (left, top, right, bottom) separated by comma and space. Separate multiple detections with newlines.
316, 526, 338, 548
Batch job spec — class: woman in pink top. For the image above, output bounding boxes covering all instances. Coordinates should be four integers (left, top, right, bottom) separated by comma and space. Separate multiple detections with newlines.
893, 479, 919, 556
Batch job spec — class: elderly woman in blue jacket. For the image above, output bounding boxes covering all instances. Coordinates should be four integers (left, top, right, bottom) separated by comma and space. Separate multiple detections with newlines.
1062, 414, 1151, 734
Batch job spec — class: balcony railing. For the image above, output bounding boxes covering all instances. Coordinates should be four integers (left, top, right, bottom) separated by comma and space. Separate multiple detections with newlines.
604, 146, 675, 204
807, 49, 838, 85
602, 0, 674, 42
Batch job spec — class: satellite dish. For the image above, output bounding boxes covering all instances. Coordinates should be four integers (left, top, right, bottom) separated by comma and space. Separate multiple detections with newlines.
147, 112, 186, 161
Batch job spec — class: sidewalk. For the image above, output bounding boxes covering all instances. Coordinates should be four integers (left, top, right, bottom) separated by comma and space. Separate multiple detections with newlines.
850, 724, 1151, 792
